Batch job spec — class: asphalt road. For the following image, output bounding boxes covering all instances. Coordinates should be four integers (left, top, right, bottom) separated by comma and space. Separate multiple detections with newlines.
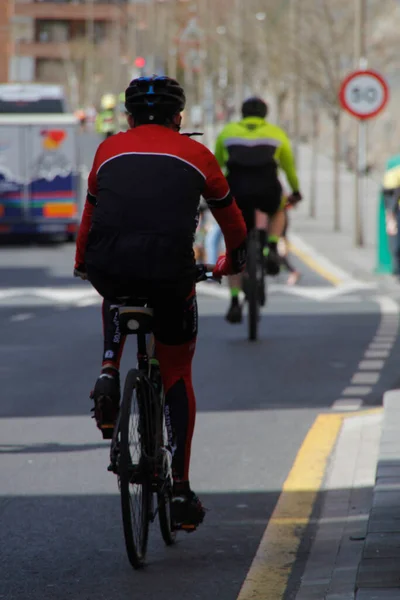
1, 239, 399, 600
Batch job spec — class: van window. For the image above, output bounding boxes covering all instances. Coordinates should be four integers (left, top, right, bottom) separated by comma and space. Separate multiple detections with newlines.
0, 85, 66, 114
0, 98, 65, 113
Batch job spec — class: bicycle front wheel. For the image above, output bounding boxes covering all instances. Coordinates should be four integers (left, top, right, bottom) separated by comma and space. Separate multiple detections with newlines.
247, 230, 259, 341
119, 369, 152, 569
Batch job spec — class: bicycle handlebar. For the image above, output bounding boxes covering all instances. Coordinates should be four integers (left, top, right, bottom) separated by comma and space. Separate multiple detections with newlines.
195, 264, 221, 283
74, 264, 221, 284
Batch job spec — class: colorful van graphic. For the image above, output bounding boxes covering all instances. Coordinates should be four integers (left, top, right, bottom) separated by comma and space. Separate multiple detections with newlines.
0, 114, 80, 237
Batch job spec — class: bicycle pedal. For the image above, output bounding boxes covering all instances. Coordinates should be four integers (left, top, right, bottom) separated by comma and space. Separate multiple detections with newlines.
130, 466, 145, 485
100, 424, 114, 440
179, 523, 197, 533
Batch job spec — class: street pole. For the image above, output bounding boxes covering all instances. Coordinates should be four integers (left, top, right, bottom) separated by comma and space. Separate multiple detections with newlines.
113, 3, 122, 94
86, 0, 95, 107
197, 0, 206, 132
309, 103, 319, 218
291, 0, 300, 164
127, 0, 138, 82
233, 0, 243, 119
167, 0, 177, 79
146, 0, 156, 74
354, 0, 367, 247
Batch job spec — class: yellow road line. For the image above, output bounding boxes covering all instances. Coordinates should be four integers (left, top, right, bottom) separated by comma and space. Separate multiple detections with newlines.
236, 413, 344, 600
288, 242, 343, 287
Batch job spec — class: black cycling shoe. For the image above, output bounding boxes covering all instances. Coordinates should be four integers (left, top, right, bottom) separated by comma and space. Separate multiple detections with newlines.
225, 299, 243, 324
90, 370, 120, 440
264, 247, 281, 276
171, 489, 206, 532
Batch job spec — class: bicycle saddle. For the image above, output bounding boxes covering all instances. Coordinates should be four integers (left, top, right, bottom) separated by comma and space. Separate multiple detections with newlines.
118, 306, 154, 335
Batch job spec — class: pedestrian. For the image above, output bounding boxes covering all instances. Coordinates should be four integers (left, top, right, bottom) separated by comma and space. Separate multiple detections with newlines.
382, 153, 400, 275
205, 218, 224, 265
278, 208, 301, 285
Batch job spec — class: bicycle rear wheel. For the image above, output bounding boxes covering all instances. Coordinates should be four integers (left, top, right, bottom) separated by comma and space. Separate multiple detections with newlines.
119, 369, 152, 569
257, 230, 267, 308
247, 230, 259, 341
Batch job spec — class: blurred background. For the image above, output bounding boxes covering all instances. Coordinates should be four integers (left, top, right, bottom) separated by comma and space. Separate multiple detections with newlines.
1, 0, 400, 173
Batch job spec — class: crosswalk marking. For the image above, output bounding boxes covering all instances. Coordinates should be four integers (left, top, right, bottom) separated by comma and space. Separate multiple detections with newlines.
0, 279, 379, 310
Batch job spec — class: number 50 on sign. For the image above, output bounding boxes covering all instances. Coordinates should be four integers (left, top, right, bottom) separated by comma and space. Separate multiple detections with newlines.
339, 69, 389, 120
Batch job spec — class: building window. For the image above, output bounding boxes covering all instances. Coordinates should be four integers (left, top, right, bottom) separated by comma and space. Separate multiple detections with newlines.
93, 22, 107, 43
36, 20, 69, 43
12, 16, 34, 43
36, 58, 64, 82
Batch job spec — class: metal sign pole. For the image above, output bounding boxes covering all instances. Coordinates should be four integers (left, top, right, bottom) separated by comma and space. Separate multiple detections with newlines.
339, 67, 389, 247
354, 0, 366, 247
357, 118, 367, 247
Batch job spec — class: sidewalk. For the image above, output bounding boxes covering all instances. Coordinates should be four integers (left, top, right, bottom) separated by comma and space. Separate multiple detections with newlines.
292, 144, 384, 284
355, 391, 400, 599
295, 411, 382, 600
291, 147, 400, 599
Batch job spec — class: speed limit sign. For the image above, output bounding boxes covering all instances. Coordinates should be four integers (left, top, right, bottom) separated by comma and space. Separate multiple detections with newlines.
339, 69, 389, 120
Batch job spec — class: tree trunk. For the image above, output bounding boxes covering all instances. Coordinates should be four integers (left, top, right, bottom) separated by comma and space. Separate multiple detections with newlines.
333, 111, 341, 232
309, 106, 319, 218
275, 86, 288, 126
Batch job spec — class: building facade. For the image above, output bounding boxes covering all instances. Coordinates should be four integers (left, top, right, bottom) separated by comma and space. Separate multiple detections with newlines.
1, 0, 196, 85
7, 0, 127, 85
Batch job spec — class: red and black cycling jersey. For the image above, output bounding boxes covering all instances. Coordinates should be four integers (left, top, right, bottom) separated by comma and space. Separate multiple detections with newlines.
75, 124, 246, 281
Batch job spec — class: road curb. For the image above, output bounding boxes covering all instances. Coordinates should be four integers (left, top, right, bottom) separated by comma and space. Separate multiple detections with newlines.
355, 389, 400, 597
236, 410, 381, 600
294, 410, 382, 600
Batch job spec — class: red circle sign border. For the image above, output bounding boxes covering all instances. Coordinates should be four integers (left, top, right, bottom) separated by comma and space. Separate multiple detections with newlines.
339, 69, 389, 120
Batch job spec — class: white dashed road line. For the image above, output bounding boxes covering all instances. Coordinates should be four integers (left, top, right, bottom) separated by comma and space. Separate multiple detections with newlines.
331, 295, 399, 411
9, 313, 34, 322
331, 399, 363, 411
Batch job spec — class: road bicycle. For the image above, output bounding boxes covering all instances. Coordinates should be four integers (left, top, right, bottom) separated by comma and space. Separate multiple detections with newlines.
242, 227, 266, 342
107, 265, 215, 569
242, 195, 299, 342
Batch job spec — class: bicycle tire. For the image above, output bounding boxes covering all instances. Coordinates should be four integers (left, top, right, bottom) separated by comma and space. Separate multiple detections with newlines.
119, 368, 152, 569
158, 485, 176, 545
247, 230, 259, 341
257, 230, 267, 308
158, 424, 176, 546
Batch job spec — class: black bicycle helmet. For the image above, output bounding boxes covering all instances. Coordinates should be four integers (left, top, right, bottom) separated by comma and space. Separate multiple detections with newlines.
241, 97, 268, 118
125, 76, 186, 116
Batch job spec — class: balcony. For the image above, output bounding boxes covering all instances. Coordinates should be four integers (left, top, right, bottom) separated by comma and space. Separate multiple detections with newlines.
16, 40, 70, 58
15, 1, 122, 21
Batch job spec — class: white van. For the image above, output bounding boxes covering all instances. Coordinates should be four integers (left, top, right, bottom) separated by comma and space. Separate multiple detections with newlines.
0, 83, 68, 114
0, 85, 80, 239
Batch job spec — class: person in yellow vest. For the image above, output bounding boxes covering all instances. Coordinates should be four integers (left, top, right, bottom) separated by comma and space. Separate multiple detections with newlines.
74, 108, 86, 130
95, 93, 117, 138
116, 92, 129, 132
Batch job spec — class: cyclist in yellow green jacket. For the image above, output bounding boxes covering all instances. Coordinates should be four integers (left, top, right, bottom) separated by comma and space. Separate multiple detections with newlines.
95, 93, 117, 139
215, 97, 302, 323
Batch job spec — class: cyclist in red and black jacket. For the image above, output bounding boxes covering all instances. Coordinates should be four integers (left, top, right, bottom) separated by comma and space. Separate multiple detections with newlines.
74, 76, 247, 529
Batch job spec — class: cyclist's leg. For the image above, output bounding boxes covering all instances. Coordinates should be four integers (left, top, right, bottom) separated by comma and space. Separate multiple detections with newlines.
226, 199, 254, 324
261, 184, 285, 275
86, 265, 128, 436
101, 298, 126, 373
152, 283, 205, 527
153, 283, 197, 483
